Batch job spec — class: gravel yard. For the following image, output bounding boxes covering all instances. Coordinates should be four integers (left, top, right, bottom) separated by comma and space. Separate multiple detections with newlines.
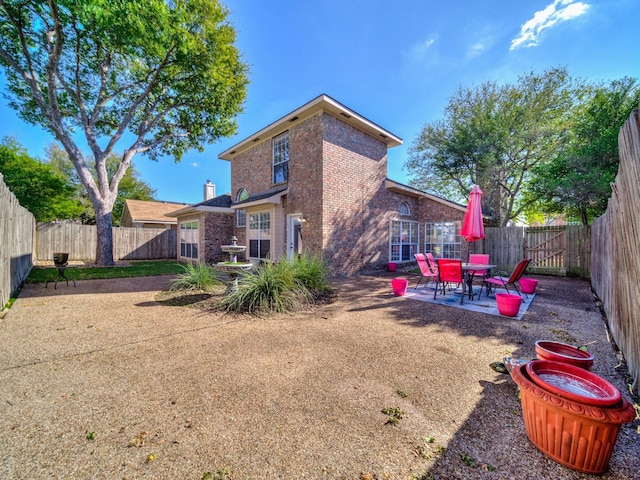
0, 273, 638, 479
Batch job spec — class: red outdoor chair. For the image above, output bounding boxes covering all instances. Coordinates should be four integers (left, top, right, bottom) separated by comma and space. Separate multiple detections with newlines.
425, 253, 439, 275
481, 259, 532, 298
434, 258, 465, 304
414, 253, 437, 289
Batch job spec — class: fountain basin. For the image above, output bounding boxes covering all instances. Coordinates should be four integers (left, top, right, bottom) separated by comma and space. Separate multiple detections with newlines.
214, 262, 253, 274
221, 245, 247, 254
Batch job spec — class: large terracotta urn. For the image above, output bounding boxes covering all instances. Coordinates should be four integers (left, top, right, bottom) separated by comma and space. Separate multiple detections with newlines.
511, 363, 635, 474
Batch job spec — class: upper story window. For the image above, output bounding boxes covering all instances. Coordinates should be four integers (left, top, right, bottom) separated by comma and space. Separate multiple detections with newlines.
236, 188, 248, 227
399, 201, 411, 216
272, 131, 289, 184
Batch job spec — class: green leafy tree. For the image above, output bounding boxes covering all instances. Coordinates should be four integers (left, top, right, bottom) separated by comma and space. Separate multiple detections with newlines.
45, 144, 156, 225
528, 77, 640, 224
406, 67, 572, 226
0, 0, 248, 265
0, 137, 82, 221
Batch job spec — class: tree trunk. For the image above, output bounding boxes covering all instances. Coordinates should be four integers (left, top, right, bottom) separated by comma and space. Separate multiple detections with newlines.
95, 210, 115, 266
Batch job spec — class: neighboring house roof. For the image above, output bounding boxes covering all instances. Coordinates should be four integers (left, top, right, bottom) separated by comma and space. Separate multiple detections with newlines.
218, 94, 403, 160
166, 194, 233, 217
384, 179, 467, 213
231, 185, 289, 210
121, 199, 190, 226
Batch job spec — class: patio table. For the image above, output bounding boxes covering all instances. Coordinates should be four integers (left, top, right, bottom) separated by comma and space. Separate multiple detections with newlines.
462, 262, 497, 300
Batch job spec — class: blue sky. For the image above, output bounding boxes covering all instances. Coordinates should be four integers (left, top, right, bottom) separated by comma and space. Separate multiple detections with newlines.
1, 0, 639, 204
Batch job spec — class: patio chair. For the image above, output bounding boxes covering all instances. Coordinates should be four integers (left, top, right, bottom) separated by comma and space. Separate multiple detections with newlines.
481, 259, 532, 298
425, 253, 439, 275
468, 253, 490, 282
414, 253, 437, 289
434, 258, 465, 304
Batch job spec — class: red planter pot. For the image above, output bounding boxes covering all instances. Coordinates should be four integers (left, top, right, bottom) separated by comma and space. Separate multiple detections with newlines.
496, 293, 523, 316
391, 278, 408, 296
511, 364, 635, 474
535, 340, 594, 370
519, 277, 538, 294
387, 262, 397, 272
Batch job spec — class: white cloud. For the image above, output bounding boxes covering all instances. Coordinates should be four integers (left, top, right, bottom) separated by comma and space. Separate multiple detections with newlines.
468, 41, 487, 59
510, 0, 590, 50
410, 36, 438, 60
190, 162, 199, 168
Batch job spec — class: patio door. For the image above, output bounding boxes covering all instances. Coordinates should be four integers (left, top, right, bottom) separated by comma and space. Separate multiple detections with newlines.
287, 214, 304, 260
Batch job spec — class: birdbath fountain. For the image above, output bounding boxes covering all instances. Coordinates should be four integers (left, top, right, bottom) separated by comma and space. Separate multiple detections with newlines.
214, 236, 253, 292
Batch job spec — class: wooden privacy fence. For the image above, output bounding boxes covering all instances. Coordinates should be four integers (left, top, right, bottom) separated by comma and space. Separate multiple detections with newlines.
0, 173, 36, 309
481, 225, 591, 277
37, 223, 177, 261
591, 108, 640, 392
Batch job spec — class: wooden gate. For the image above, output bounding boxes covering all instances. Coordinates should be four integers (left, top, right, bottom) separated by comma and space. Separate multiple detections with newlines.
525, 226, 566, 275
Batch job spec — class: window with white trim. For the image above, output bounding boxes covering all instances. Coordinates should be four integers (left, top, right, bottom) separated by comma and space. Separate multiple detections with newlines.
390, 220, 419, 262
424, 221, 461, 259
179, 221, 199, 259
248, 211, 271, 259
272, 131, 289, 184
399, 201, 410, 216
236, 188, 248, 227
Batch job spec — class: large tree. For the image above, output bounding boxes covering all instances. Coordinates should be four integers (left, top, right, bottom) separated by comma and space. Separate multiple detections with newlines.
45, 143, 156, 225
528, 77, 640, 225
0, 136, 82, 221
406, 67, 572, 226
0, 0, 248, 265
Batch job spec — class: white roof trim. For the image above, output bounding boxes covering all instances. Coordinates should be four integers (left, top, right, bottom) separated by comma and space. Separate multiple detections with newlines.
231, 188, 289, 210
165, 206, 233, 217
219, 94, 402, 160
384, 179, 467, 212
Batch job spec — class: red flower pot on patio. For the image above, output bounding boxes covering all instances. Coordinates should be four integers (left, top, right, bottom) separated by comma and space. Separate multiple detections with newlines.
519, 277, 538, 294
511, 364, 635, 474
387, 262, 397, 272
495, 293, 523, 316
391, 278, 408, 296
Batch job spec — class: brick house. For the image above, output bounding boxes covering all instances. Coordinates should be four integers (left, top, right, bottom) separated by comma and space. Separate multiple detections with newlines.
171, 94, 468, 276
120, 199, 189, 229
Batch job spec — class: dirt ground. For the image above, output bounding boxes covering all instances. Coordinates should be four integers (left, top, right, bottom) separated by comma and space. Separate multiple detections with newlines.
0, 273, 638, 479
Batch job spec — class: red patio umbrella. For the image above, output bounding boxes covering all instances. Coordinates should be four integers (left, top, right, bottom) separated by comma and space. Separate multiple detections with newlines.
461, 185, 485, 253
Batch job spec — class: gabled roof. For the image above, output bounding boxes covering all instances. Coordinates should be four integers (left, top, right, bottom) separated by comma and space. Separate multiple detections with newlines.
384, 179, 467, 212
166, 194, 233, 217
218, 94, 403, 160
122, 199, 190, 225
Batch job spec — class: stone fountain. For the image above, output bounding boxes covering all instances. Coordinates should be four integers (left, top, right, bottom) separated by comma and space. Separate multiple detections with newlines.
214, 236, 253, 292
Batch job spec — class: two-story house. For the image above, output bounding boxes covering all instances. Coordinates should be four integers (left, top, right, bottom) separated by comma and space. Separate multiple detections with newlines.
170, 94, 468, 276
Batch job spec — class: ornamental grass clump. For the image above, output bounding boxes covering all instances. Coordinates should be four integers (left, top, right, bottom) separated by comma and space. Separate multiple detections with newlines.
169, 263, 220, 291
221, 254, 332, 315
291, 254, 331, 298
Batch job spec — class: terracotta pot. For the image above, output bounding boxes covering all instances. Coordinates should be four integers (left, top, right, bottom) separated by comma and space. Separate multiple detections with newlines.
496, 293, 523, 316
526, 360, 621, 407
391, 278, 408, 296
519, 277, 538, 294
511, 364, 635, 474
535, 340, 594, 370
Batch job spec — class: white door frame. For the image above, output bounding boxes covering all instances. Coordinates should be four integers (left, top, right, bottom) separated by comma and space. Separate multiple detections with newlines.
286, 213, 304, 260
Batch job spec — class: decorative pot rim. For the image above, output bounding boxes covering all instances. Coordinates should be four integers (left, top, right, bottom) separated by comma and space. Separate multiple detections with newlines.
526, 360, 621, 407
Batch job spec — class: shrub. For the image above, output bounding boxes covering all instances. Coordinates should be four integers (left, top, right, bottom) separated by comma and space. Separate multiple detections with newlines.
170, 263, 220, 291
221, 260, 309, 314
291, 254, 331, 296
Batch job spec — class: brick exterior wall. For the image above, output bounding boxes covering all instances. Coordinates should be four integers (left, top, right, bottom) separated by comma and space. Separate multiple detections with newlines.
227, 109, 467, 276
203, 212, 235, 263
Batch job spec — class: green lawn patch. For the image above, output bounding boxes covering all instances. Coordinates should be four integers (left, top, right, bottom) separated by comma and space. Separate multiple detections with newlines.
25, 260, 185, 284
